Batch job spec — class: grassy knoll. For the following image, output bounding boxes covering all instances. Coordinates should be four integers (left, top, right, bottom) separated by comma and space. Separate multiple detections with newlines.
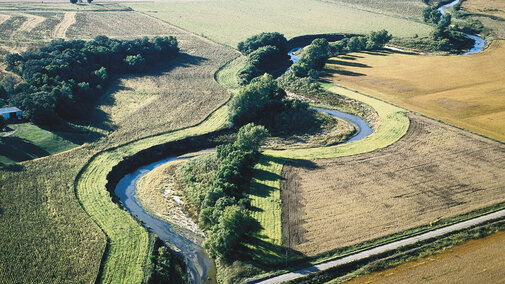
0, 7, 236, 283
128, 0, 432, 48
325, 40, 505, 142
0, 123, 82, 164
346, 229, 505, 284
282, 113, 505, 256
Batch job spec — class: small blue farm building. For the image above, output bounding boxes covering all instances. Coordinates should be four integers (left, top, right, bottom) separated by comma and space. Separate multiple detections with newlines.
0, 107, 23, 120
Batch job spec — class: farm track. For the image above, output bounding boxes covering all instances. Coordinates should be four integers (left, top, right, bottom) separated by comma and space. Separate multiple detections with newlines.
52, 11, 75, 39
256, 209, 505, 283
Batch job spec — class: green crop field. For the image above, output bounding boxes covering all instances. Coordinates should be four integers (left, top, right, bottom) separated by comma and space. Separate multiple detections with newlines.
128, 0, 432, 48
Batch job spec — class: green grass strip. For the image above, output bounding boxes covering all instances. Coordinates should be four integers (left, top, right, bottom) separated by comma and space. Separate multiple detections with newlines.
263, 84, 409, 159
246, 84, 410, 266
75, 105, 229, 283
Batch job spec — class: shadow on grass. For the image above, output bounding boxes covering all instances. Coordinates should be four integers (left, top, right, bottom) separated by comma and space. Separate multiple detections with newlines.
1, 163, 24, 172
0, 136, 50, 162
240, 234, 305, 268
287, 159, 320, 170
327, 59, 371, 68
324, 68, 365, 77
249, 180, 278, 198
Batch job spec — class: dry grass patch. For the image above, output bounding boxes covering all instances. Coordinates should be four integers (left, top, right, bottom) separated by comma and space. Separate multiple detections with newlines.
347, 230, 505, 284
282, 113, 505, 256
325, 40, 505, 142
462, 0, 505, 20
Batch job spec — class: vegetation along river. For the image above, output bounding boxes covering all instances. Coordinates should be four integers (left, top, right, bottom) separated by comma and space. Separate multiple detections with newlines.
114, 46, 375, 284
438, 0, 485, 55
113, 20, 484, 279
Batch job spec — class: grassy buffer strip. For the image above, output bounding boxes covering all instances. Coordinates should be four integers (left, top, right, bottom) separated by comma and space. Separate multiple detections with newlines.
75, 105, 229, 283
247, 84, 409, 263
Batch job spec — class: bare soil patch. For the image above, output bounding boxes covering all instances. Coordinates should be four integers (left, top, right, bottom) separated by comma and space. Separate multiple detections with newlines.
282, 113, 505, 256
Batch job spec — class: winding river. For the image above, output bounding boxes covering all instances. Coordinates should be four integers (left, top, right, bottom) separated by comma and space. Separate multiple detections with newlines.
114, 15, 485, 279
437, 0, 485, 55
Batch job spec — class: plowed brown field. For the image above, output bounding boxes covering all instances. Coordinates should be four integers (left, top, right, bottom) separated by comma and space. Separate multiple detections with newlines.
282, 114, 505, 256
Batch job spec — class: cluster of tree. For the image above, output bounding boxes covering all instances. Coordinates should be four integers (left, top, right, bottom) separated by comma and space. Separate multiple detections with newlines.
291, 30, 392, 78
431, 14, 473, 51
0, 85, 7, 108
176, 153, 219, 217
237, 32, 290, 85
147, 239, 188, 284
423, 6, 442, 24
200, 123, 268, 261
3, 36, 178, 125
229, 74, 317, 135
422, 6, 474, 52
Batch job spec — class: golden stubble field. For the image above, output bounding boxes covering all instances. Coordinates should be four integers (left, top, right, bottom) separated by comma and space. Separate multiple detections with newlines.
282, 113, 505, 256
347, 230, 505, 284
325, 40, 505, 142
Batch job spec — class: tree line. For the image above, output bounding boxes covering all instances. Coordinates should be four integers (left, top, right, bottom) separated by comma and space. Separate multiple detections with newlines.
3, 36, 178, 125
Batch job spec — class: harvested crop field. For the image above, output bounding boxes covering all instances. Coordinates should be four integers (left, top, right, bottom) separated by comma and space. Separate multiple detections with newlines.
347, 230, 505, 284
326, 40, 505, 142
282, 113, 505, 256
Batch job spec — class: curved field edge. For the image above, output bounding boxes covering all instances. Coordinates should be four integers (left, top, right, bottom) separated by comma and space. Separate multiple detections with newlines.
75, 104, 229, 283
247, 84, 410, 266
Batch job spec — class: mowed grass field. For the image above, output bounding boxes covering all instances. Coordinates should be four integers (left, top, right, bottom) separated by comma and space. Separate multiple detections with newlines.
282, 113, 505, 256
347, 230, 505, 284
128, 0, 432, 48
325, 40, 505, 142
0, 123, 81, 164
0, 5, 236, 283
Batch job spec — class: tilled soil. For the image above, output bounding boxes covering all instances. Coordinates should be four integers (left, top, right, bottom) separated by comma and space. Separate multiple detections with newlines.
282, 113, 505, 256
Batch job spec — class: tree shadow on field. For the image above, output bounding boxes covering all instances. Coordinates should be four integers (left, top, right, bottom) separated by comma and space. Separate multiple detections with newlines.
0, 136, 50, 162
250, 179, 278, 198
287, 158, 320, 170
327, 59, 371, 68
324, 68, 365, 77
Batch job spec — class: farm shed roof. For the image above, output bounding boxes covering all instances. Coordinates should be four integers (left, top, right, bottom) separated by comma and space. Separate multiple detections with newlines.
0, 107, 22, 114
